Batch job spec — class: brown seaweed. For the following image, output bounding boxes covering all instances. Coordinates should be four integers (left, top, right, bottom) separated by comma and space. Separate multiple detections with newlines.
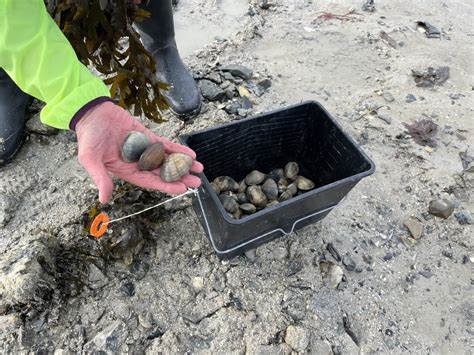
403, 119, 439, 147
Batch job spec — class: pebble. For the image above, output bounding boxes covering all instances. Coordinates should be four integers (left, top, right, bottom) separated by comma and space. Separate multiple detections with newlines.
406, 94, 417, 103
284, 325, 309, 352
241, 96, 253, 109
199, 79, 226, 101
244, 248, 257, 261
377, 113, 392, 124
83, 321, 127, 353
273, 246, 289, 260
138, 313, 153, 329
286, 259, 304, 277
383, 92, 395, 102
26, 113, 59, 135
454, 211, 474, 225
220, 64, 253, 80
428, 199, 454, 219
319, 261, 344, 289
342, 254, 356, 271
404, 218, 423, 239
192, 276, 204, 291
419, 270, 433, 279
120, 281, 135, 297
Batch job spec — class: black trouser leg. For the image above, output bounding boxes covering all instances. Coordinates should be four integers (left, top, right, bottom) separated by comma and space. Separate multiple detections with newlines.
0, 69, 29, 165
135, 0, 201, 119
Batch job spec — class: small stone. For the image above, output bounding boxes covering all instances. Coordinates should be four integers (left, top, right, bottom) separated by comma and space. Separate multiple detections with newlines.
342, 255, 356, 271
319, 261, 344, 289
273, 246, 288, 260
138, 313, 153, 329
26, 113, 59, 135
238, 86, 250, 97
419, 270, 433, 279
258, 78, 272, 89
406, 94, 417, 103
361, 0, 375, 12
120, 281, 135, 297
377, 113, 392, 124
244, 249, 256, 261
383, 92, 395, 102
428, 199, 454, 219
454, 211, 474, 225
220, 64, 253, 80
88, 264, 108, 289
383, 252, 394, 261
241, 96, 253, 109
284, 325, 309, 352
200, 79, 226, 101
464, 161, 474, 173
83, 321, 127, 353
192, 276, 204, 291
286, 259, 303, 277
404, 218, 423, 239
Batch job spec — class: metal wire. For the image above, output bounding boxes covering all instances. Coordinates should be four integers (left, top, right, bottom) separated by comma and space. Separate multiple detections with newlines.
108, 188, 198, 224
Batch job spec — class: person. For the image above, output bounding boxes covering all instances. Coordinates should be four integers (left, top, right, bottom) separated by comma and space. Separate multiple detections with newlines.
0, 0, 203, 204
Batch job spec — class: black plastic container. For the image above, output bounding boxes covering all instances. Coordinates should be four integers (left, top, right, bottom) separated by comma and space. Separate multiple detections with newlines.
180, 101, 375, 258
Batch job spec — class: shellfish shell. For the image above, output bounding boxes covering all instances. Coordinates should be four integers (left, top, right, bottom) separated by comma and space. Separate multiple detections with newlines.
268, 168, 285, 181
138, 142, 165, 171
160, 153, 193, 182
121, 131, 150, 163
245, 170, 266, 185
284, 162, 299, 180
247, 185, 267, 208
240, 203, 257, 214
262, 178, 278, 200
219, 194, 239, 214
278, 189, 293, 202
296, 176, 315, 190
214, 176, 239, 192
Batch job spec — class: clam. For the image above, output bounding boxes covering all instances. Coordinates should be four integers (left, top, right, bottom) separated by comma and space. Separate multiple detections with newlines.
238, 179, 247, 193
296, 176, 315, 190
245, 170, 266, 185
268, 168, 285, 181
233, 208, 242, 220
278, 189, 293, 202
247, 185, 267, 208
121, 131, 150, 162
138, 142, 165, 171
262, 178, 278, 200
221, 190, 238, 202
287, 182, 298, 195
160, 153, 193, 182
210, 182, 220, 194
219, 195, 238, 214
237, 192, 248, 204
240, 203, 257, 214
284, 162, 299, 180
277, 177, 289, 194
214, 176, 239, 192
267, 200, 279, 208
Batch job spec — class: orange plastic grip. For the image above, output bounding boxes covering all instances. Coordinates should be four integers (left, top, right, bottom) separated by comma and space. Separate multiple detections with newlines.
90, 212, 110, 238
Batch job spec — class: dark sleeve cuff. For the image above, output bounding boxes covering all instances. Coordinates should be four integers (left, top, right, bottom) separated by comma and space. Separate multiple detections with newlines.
69, 96, 113, 131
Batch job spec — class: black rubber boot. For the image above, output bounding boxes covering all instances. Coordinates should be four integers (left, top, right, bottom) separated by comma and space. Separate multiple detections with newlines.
135, 0, 201, 120
0, 69, 29, 166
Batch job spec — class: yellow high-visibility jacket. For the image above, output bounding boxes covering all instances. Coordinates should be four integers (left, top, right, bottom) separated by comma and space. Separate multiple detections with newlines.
0, 0, 111, 130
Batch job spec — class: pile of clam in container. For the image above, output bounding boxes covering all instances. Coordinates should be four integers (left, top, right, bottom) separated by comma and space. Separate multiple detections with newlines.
211, 162, 315, 220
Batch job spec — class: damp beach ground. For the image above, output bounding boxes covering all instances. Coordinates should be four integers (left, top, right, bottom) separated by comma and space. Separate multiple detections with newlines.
1, 0, 473, 353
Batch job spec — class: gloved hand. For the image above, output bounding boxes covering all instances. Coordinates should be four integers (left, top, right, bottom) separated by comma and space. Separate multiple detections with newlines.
75, 101, 203, 203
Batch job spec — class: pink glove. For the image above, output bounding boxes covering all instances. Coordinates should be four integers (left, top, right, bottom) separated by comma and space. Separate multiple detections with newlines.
75, 101, 203, 204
